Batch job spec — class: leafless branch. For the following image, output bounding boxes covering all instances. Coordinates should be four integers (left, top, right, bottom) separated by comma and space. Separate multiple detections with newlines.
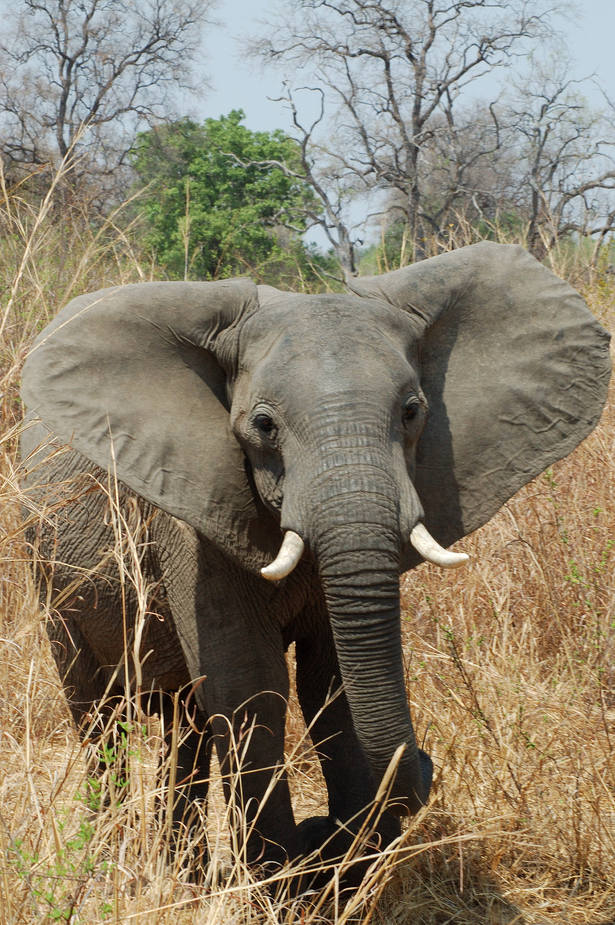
0, 0, 214, 204
251, 0, 557, 258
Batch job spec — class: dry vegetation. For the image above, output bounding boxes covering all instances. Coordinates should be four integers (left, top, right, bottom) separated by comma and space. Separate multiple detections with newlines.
0, 166, 613, 924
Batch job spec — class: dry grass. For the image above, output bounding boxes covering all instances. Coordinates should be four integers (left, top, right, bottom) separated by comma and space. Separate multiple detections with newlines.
1, 162, 614, 923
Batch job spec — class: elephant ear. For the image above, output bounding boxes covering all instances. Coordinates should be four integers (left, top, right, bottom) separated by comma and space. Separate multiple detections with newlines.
21, 280, 279, 570
349, 242, 611, 546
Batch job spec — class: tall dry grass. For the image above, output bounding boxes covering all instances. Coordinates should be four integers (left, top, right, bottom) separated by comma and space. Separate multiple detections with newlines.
0, 160, 613, 923
372, 208, 614, 293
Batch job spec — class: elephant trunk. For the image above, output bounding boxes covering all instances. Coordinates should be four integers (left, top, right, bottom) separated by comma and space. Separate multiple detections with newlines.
308, 466, 432, 814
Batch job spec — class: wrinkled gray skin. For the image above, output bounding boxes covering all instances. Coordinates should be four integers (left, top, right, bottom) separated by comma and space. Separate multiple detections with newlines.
20, 243, 611, 877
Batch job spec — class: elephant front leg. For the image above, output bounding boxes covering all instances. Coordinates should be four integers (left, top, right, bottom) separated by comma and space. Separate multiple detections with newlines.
208, 685, 297, 868
295, 617, 401, 871
167, 551, 299, 869
158, 696, 212, 874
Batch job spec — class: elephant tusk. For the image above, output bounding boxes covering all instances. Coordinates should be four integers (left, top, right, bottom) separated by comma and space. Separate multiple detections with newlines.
410, 523, 469, 569
261, 531, 305, 581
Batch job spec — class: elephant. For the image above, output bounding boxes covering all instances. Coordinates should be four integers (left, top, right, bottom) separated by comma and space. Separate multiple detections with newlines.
20, 242, 611, 879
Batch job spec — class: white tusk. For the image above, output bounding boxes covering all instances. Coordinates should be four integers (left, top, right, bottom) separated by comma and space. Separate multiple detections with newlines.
261, 531, 305, 581
410, 523, 469, 569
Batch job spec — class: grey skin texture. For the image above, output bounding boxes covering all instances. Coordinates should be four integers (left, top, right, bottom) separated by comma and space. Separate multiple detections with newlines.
20, 242, 611, 873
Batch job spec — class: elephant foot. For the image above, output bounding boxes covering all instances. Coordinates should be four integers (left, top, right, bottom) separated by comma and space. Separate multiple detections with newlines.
294, 811, 401, 891
419, 748, 434, 800
296, 814, 337, 856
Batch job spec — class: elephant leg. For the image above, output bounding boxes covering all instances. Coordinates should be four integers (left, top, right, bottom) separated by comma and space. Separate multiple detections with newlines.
295, 611, 401, 866
156, 696, 212, 873
45, 611, 135, 809
155, 528, 298, 868
208, 684, 294, 868
46, 610, 112, 731
197, 636, 295, 868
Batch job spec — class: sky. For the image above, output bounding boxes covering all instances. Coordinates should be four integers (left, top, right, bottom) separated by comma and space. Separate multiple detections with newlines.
194, 0, 615, 131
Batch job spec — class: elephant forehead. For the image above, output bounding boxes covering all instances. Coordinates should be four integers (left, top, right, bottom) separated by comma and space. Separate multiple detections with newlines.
242, 294, 416, 365
244, 340, 419, 411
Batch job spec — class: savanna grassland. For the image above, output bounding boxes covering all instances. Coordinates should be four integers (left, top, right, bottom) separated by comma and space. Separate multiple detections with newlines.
0, 174, 613, 924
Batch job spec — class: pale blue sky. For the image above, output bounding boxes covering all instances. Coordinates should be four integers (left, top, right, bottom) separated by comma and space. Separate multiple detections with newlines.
195, 0, 615, 130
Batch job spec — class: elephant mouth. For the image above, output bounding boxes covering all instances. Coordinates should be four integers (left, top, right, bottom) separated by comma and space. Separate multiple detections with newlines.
260, 523, 468, 581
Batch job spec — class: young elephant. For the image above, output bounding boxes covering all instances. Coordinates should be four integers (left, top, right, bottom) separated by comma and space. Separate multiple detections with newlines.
20, 243, 610, 874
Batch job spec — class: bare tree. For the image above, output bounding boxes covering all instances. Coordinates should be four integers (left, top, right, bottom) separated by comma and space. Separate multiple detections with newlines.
503, 60, 615, 258
0, 0, 213, 200
253, 0, 555, 266
403, 98, 505, 232
386, 61, 615, 261
272, 85, 365, 276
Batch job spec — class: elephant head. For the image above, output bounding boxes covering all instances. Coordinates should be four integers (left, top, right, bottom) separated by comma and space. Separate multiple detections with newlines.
21, 242, 611, 815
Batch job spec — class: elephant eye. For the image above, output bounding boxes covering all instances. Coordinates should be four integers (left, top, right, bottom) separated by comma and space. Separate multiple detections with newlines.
403, 398, 421, 424
402, 395, 424, 425
253, 412, 277, 438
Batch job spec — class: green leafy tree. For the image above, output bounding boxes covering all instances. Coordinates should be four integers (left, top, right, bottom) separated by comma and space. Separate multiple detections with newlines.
130, 110, 325, 282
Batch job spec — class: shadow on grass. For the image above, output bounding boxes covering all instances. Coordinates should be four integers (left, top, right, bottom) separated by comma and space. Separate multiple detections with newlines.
375, 818, 615, 925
